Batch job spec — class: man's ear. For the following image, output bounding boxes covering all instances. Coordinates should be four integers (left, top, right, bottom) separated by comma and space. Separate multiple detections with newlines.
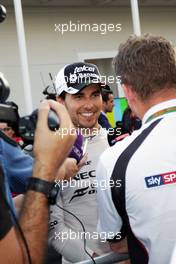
123, 84, 136, 104
56, 96, 65, 105
102, 101, 106, 108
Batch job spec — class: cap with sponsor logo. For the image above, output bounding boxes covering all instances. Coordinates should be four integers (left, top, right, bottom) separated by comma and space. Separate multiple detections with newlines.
55, 62, 103, 95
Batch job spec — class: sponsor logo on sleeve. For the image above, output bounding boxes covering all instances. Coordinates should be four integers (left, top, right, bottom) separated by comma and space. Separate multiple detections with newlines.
145, 171, 176, 188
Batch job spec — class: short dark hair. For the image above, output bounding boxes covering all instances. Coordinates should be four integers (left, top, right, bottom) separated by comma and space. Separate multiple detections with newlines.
101, 90, 113, 102
59, 91, 66, 100
101, 85, 113, 102
113, 34, 176, 100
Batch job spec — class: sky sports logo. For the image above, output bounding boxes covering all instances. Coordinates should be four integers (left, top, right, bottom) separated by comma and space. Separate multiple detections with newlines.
145, 171, 176, 188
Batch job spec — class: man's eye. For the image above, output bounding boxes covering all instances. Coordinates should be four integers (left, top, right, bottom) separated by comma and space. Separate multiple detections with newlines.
93, 92, 100, 97
75, 94, 82, 99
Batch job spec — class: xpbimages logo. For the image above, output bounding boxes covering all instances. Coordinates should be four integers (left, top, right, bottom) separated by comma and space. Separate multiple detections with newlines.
145, 171, 176, 188
54, 21, 122, 35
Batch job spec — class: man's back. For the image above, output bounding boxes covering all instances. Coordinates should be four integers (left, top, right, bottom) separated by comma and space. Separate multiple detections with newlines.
97, 99, 176, 264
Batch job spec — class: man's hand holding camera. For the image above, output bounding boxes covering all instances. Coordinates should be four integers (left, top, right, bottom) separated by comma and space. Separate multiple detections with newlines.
33, 99, 76, 181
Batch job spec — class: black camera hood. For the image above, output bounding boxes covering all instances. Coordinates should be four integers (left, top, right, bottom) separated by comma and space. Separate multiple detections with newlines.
0, 104, 19, 124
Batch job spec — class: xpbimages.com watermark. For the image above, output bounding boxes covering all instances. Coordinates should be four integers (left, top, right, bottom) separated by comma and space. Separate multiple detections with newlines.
54, 178, 122, 191
54, 126, 121, 138
54, 21, 122, 35
54, 230, 121, 242
55, 74, 121, 87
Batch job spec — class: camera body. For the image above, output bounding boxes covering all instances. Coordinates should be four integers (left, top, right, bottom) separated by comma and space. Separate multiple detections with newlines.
0, 74, 19, 129
18, 109, 60, 144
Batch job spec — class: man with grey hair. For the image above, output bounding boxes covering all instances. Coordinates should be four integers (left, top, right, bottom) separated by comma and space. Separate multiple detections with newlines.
97, 34, 176, 264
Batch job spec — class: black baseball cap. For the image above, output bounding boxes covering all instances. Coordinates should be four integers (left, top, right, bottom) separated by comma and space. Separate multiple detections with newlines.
55, 62, 103, 95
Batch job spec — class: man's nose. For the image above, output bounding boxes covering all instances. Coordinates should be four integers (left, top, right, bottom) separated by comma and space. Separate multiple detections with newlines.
83, 99, 94, 110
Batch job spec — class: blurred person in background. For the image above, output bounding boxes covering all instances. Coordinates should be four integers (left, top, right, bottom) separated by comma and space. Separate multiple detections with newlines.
98, 85, 114, 130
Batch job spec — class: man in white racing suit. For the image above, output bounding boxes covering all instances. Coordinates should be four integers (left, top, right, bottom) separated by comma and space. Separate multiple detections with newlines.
48, 62, 112, 263
96, 34, 176, 264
